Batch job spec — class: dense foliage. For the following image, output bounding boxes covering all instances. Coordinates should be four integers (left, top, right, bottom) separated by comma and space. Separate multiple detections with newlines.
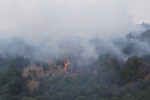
0, 54, 150, 100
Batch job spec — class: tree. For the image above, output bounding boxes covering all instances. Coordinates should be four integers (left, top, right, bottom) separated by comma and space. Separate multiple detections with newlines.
10, 56, 30, 71
111, 97, 121, 100
75, 96, 89, 100
120, 57, 145, 82
126, 57, 144, 71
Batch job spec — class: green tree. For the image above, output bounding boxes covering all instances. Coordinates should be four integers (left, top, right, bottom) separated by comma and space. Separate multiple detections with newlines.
120, 57, 145, 82
75, 96, 89, 100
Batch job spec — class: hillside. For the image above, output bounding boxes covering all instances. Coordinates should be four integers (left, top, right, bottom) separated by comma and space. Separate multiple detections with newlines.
0, 30, 150, 100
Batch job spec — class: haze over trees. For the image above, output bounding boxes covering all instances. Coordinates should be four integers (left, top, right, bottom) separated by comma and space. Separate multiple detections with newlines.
0, 29, 150, 100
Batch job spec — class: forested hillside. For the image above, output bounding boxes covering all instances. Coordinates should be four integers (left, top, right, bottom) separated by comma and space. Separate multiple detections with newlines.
0, 30, 150, 100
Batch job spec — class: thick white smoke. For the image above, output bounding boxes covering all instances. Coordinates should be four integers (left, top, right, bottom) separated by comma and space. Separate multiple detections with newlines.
0, 0, 149, 63
0, 0, 145, 39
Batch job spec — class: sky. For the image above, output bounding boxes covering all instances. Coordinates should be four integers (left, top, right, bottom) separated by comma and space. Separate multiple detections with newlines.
0, 0, 149, 39
0, 0, 150, 61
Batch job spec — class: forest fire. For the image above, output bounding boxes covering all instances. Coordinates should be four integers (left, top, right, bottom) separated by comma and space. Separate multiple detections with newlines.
64, 62, 69, 72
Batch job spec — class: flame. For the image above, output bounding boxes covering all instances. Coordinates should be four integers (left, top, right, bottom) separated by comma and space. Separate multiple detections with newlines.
64, 62, 69, 72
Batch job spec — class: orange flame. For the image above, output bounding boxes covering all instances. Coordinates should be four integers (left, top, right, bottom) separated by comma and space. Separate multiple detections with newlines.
64, 62, 69, 72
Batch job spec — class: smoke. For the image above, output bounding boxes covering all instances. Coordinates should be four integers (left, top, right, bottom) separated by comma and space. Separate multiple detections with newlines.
0, 0, 143, 38
0, 0, 150, 65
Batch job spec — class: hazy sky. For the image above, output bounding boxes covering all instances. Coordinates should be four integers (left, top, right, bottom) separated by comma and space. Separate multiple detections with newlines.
0, 0, 150, 61
0, 0, 149, 39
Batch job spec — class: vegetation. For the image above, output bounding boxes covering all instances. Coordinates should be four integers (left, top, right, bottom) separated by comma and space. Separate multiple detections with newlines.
0, 30, 150, 100
0, 54, 150, 100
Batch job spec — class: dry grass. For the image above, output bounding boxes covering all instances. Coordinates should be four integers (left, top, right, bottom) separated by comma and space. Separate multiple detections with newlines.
22, 61, 76, 93
27, 79, 39, 93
